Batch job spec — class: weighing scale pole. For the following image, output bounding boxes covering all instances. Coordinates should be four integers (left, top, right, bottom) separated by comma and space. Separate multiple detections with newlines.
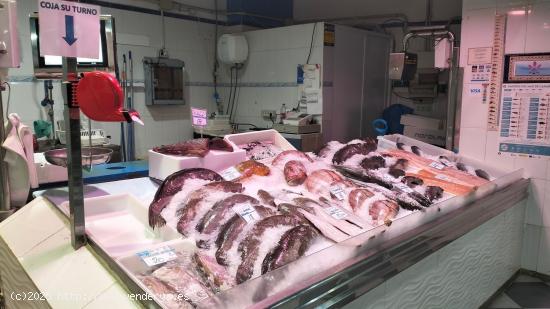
0, 84, 12, 221
62, 56, 86, 249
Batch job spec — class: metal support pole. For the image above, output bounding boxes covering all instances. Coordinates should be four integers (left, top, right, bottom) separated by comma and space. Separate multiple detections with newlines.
62, 57, 86, 249
445, 45, 459, 151
0, 86, 12, 221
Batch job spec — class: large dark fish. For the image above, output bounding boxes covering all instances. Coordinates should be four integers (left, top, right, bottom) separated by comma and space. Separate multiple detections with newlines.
236, 215, 304, 283
334, 166, 431, 210
277, 203, 314, 221
425, 186, 444, 202
332, 140, 377, 164
456, 162, 468, 172
261, 225, 318, 274
176, 182, 244, 236
208, 138, 234, 152
196, 194, 259, 234
475, 169, 490, 180
410, 145, 422, 156
360, 156, 386, 170
401, 175, 424, 188
335, 165, 392, 190
153, 138, 210, 157
149, 168, 223, 228
257, 190, 276, 207
215, 206, 275, 266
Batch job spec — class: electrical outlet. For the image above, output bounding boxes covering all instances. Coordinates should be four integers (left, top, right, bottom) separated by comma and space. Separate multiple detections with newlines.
262, 110, 277, 121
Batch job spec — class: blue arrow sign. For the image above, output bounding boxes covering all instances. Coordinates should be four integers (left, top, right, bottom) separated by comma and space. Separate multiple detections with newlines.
62, 15, 77, 46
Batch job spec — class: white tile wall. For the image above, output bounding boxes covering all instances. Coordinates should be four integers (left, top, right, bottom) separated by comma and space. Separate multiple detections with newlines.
4, 1, 219, 159
218, 23, 325, 127
458, 127, 487, 158
525, 1, 550, 52
461, 0, 550, 275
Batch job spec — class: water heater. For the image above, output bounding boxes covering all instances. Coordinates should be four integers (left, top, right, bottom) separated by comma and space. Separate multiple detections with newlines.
217, 34, 248, 65
0, 0, 20, 69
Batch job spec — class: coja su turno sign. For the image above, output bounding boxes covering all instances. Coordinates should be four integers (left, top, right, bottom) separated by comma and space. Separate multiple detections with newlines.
38, 0, 101, 58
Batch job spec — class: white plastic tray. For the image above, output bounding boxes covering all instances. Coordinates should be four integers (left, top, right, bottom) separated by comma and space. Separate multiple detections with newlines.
224, 129, 296, 160
148, 148, 246, 181
60, 194, 180, 257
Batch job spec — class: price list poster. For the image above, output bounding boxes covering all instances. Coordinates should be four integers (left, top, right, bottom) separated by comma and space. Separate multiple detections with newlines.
498, 83, 550, 157
497, 54, 550, 157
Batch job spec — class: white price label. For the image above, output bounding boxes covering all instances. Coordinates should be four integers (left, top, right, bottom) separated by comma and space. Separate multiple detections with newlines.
329, 185, 346, 201
429, 161, 445, 170
325, 206, 348, 220
220, 166, 242, 181
435, 174, 449, 181
191, 107, 208, 127
233, 204, 260, 223
137, 246, 177, 267
394, 182, 414, 193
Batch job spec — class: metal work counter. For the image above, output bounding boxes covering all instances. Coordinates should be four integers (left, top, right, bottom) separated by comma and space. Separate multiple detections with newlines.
1, 174, 528, 308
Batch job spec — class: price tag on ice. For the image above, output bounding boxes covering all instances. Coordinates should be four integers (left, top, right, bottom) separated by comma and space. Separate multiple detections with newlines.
325, 206, 348, 220
329, 185, 346, 201
137, 246, 177, 267
429, 161, 445, 170
191, 107, 208, 127
394, 182, 414, 193
220, 166, 242, 181
233, 204, 260, 223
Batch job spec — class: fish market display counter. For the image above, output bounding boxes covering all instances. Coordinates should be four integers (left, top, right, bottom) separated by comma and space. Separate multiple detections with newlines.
0, 136, 528, 309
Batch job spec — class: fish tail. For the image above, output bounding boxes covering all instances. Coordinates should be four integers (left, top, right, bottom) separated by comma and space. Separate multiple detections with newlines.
215, 249, 229, 266
148, 203, 167, 229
